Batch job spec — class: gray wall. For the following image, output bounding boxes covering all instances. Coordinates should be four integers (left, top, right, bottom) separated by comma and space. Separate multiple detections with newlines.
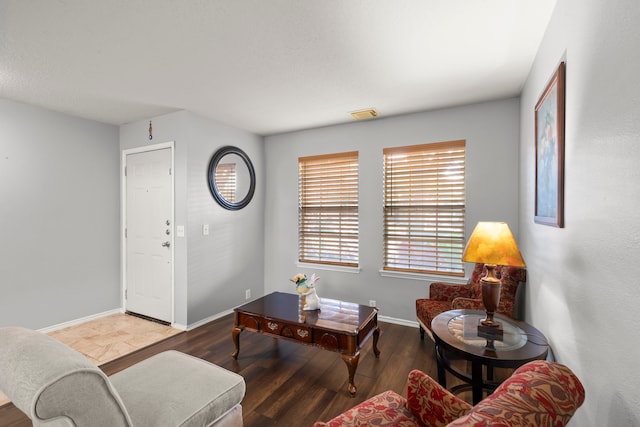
519, 0, 640, 425
264, 98, 521, 320
120, 111, 264, 326
0, 99, 120, 329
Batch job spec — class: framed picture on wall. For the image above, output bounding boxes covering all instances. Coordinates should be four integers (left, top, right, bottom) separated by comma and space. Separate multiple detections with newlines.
535, 61, 565, 228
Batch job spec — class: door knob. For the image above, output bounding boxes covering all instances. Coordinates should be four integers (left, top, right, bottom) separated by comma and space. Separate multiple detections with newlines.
161, 241, 171, 248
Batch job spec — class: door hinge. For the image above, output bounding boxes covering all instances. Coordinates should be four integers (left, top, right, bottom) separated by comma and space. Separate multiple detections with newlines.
125, 289, 128, 300
124, 228, 127, 238
124, 166, 127, 177
169, 167, 172, 175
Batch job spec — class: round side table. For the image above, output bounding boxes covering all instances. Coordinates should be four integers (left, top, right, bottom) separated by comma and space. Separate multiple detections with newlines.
431, 309, 549, 405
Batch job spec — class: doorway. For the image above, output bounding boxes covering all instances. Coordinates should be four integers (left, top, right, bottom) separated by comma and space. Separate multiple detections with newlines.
122, 142, 174, 323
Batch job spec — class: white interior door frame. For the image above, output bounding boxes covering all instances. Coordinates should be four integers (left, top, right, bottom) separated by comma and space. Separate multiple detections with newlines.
121, 141, 175, 324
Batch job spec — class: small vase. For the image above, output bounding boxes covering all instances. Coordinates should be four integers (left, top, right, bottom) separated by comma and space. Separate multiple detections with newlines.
298, 287, 321, 311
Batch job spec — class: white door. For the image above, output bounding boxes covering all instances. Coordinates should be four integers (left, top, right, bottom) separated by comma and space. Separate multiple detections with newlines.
125, 147, 173, 323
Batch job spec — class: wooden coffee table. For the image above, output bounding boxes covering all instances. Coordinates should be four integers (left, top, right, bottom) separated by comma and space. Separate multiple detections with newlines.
431, 309, 548, 404
232, 291, 380, 396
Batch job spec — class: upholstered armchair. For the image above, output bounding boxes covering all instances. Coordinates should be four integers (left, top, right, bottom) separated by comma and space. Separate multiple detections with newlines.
314, 360, 585, 427
416, 263, 526, 339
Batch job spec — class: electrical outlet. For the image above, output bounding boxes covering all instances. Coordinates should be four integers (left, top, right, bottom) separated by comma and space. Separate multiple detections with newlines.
202, 224, 209, 236
369, 300, 376, 307
245, 289, 251, 300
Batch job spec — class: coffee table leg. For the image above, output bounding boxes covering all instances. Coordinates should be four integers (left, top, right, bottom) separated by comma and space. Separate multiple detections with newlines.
372, 326, 381, 357
341, 352, 360, 397
231, 327, 242, 359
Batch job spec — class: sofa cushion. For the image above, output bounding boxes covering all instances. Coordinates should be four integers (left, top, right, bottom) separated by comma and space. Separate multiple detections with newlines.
110, 350, 245, 427
416, 299, 450, 332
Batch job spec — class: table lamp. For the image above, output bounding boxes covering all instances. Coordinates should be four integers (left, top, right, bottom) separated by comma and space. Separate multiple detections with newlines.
462, 222, 526, 333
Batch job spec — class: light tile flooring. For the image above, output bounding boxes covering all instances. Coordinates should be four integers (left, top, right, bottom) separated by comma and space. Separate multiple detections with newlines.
0, 313, 181, 406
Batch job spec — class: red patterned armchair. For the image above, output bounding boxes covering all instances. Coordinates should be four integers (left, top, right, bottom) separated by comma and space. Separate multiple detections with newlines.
415, 263, 526, 339
313, 360, 585, 427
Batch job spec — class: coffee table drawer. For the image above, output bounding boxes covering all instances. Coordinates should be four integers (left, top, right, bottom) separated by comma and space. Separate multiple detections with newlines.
261, 319, 312, 343
236, 313, 260, 330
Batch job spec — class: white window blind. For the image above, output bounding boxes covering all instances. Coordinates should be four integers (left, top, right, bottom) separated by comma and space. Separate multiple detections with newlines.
298, 151, 359, 267
383, 140, 466, 276
215, 163, 236, 203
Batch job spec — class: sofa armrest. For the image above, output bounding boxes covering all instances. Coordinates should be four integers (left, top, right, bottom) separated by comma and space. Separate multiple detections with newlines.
429, 282, 475, 302
447, 361, 585, 427
0, 327, 131, 426
406, 369, 471, 427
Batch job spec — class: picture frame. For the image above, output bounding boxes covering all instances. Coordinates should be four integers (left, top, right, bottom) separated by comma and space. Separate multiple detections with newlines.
534, 61, 565, 228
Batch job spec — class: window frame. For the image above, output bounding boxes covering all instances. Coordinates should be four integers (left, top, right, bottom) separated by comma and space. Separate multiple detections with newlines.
382, 140, 466, 277
298, 151, 359, 268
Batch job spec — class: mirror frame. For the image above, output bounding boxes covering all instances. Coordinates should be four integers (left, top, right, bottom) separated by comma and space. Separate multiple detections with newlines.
207, 146, 256, 210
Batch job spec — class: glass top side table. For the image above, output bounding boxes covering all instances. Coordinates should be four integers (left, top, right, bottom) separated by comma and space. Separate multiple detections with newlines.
446, 312, 527, 351
431, 309, 549, 405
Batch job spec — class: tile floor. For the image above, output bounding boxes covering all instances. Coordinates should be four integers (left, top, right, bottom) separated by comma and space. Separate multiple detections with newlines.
0, 313, 181, 406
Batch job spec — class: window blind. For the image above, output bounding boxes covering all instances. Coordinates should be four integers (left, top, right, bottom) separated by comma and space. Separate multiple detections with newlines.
383, 140, 466, 276
215, 163, 236, 203
298, 151, 359, 267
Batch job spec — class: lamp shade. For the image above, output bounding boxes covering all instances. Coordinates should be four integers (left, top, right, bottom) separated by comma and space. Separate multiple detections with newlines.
462, 222, 526, 267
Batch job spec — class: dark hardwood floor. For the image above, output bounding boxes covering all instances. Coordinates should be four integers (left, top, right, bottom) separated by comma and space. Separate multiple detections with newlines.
0, 314, 444, 427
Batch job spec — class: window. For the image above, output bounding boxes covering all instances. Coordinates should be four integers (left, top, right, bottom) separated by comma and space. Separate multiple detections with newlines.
383, 140, 466, 276
215, 162, 237, 202
298, 151, 359, 267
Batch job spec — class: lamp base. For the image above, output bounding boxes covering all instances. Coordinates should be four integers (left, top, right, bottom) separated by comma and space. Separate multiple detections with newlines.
477, 321, 503, 340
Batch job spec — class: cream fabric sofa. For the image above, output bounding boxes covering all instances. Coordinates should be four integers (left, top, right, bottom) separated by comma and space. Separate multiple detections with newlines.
0, 326, 245, 426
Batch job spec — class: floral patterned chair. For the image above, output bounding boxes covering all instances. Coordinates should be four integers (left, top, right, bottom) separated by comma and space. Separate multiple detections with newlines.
415, 263, 526, 340
313, 360, 585, 427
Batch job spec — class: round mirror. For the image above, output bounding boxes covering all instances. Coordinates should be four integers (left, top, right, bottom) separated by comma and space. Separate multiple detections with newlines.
207, 146, 256, 210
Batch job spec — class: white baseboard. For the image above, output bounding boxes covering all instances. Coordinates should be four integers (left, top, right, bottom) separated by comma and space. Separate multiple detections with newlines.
184, 308, 235, 331
379, 315, 419, 328
37, 308, 123, 334
171, 322, 188, 331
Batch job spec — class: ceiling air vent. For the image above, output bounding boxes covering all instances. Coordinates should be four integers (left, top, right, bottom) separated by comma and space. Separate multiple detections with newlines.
350, 108, 378, 120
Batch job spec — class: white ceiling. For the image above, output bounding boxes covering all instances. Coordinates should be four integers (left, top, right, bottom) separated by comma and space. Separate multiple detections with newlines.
0, 1, 556, 136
